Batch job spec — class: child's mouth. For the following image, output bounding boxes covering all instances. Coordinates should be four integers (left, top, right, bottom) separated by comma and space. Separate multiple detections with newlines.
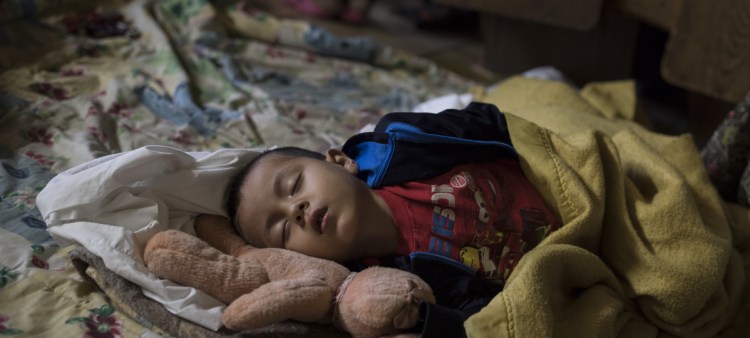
319, 210, 329, 234
310, 207, 328, 234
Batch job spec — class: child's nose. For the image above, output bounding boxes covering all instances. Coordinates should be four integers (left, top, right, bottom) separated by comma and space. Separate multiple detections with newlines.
290, 200, 309, 225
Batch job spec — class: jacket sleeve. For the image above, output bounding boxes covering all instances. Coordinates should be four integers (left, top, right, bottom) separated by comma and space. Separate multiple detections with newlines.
342, 101, 516, 188
375, 102, 513, 145
414, 302, 467, 338
395, 253, 502, 337
413, 277, 498, 338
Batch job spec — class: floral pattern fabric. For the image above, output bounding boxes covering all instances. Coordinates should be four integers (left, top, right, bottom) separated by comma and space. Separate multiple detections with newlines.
0, 245, 154, 337
0, 0, 473, 336
701, 92, 750, 206
65, 305, 123, 338
0, 314, 23, 335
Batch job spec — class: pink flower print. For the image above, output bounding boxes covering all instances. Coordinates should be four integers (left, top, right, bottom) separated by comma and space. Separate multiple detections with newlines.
76, 43, 105, 57
304, 52, 317, 63
294, 109, 307, 120
63, 10, 140, 40
31, 255, 49, 270
25, 127, 54, 146
83, 314, 122, 338
87, 105, 102, 117
29, 82, 70, 101
107, 103, 133, 119
66, 305, 122, 338
61, 68, 85, 77
7, 186, 39, 210
169, 130, 193, 145
87, 126, 109, 144
121, 123, 140, 134
24, 151, 56, 168
239, 3, 262, 17
132, 69, 168, 94
266, 46, 285, 59
0, 314, 23, 335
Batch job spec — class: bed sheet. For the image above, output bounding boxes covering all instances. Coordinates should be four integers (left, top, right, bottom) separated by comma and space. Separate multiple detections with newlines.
0, 0, 472, 336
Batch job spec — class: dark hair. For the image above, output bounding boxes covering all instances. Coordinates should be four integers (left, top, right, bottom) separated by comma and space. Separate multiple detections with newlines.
225, 146, 325, 238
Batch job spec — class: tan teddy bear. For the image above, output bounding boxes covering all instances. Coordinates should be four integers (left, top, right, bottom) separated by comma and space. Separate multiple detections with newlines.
143, 215, 435, 337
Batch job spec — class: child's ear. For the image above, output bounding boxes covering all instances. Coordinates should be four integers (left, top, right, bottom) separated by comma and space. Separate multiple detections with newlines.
325, 148, 359, 175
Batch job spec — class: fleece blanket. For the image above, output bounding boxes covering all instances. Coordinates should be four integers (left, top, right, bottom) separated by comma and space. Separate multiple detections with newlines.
465, 77, 750, 337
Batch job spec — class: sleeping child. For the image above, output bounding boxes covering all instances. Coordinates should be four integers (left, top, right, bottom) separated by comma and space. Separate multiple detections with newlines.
213, 102, 562, 337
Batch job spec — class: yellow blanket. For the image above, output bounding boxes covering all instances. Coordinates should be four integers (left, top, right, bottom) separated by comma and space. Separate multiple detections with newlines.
466, 77, 750, 337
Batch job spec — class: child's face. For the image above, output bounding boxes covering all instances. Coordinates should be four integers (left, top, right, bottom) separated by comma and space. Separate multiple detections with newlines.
236, 149, 392, 262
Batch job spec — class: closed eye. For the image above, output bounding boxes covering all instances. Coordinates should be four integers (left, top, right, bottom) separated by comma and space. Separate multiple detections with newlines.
280, 219, 288, 248
291, 174, 302, 195
280, 173, 301, 247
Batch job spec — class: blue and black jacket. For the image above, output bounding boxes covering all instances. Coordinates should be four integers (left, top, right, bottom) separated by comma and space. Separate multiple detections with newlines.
341, 102, 519, 337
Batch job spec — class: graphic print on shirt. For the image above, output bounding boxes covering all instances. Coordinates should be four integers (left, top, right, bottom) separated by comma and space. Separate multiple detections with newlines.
454, 169, 511, 281
442, 168, 555, 283
377, 160, 560, 285
429, 183, 456, 257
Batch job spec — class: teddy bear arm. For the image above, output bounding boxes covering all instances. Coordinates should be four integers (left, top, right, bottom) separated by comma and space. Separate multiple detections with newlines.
222, 278, 336, 331
144, 230, 269, 304
194, 214, 254, 256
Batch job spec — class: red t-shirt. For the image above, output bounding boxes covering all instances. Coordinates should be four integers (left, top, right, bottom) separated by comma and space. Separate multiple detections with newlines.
375, 159, 561, 284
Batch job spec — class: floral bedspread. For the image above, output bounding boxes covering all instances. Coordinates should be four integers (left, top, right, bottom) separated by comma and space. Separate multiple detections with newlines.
0, 0, 472, 336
